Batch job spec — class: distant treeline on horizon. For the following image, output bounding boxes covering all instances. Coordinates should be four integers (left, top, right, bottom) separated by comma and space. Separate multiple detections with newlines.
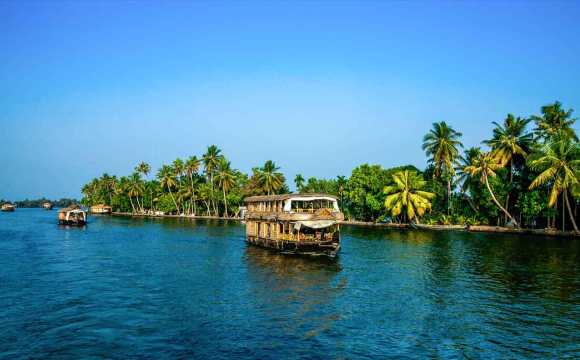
0, 198, 79, 208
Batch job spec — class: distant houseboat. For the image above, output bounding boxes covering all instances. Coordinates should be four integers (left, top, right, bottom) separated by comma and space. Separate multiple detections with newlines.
58, 205, 87, 225
244, 193, 344, 258
90, 204, 112, 214
42, 202, 53, 210
1, 203, 15, 212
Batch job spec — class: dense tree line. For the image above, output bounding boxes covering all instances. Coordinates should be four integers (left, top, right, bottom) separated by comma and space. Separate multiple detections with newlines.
0, 198, 78, 208
81, 101, 579, 232
81, 146, 287, 217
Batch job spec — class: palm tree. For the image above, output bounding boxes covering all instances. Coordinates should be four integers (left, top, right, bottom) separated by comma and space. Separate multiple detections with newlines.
127, 173, 144, 213
99, 173, 117, 206
135, 162, 151, 211
136, 162, 150, 179
456, 147, 481, 212
484, 114, 533, 220
157, 165, 179, 214
422, 121, 463, 213
528, 137, 580, 232
203, 145, 222, 216
185, 156, 201, 215
531, 101, 578, 141
484, 114, 533, 169
294, 174, 305, 193
463, 152, 519, 227
383, 170, 435, 223
216, 158, 236, 217
257, 160, 284, 195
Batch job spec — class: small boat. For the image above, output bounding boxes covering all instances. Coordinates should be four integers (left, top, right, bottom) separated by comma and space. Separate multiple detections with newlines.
1, 203, 15, 212
58, 205, 87, 226
411, 223, 467, 231
90, 204, 112, 214
244, 193, 343, 258
42, 202, 53, 210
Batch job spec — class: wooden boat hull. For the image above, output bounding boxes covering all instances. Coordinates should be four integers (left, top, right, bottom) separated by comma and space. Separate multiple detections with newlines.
59, 219, 86, 226
1, 207, 15, 212
246, 235, 340, 258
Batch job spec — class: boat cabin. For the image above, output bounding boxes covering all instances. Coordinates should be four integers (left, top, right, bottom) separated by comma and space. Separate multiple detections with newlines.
244, 193, 343, 257
1, 203, 15, 212
58, 205, 87, 225
90, 204, 112, 214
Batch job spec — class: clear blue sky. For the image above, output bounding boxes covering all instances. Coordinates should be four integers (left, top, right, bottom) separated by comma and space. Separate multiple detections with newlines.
1, 1, 579, 200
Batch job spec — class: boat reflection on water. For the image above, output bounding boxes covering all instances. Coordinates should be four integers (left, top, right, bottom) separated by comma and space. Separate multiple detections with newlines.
244, 245, 342, 277
243, 246, 346, 339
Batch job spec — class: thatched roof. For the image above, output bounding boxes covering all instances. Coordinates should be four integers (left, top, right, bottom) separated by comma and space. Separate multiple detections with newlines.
244, 193, 338, 203
58, 204, 82, 213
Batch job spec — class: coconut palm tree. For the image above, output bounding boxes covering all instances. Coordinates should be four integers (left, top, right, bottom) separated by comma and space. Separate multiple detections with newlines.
422, 121, 463, 213
484, 114, 533, 169
383, 170, 435, 223
127, 173, 144, 213
136, 162, 150, 179
531, 101, 578, 141
294, 174, 305, 193
463, 152, 519, 227
185, 156, 201, 215
157, 165, 179, 214
528, 137, 580, 232
484, 114, 533, 220
216, 158, 236, 217
456, 147, 481, 212
99, 173, 117, 206
257, 160, 284, 195
203, 145, 222, 216
134, 162, 151, 211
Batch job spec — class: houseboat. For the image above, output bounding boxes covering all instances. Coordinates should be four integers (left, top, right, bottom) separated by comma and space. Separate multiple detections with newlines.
58, 205, 87, 225
42, 202, 53, 210
244, 193, 344, 258
90, 204, 112, 214
1, 203, 15, 212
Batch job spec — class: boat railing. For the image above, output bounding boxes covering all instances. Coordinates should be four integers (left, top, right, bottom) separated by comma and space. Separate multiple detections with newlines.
250, 207, 336, 214
277, 233, 335, 242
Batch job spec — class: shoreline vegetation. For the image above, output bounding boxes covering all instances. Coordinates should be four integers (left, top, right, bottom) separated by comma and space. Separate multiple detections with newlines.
109, 211, 579, 238
0, 198, 78, 209
81, 101, 579, 235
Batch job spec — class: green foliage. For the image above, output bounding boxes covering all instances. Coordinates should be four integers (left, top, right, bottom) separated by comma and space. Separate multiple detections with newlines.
78, 101, 579, 230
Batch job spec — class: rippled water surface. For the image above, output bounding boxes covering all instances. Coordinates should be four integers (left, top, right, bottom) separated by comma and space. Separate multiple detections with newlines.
1, 209, 579, 359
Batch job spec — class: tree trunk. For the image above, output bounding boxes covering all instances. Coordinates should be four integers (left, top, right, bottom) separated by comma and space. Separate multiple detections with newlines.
564, 191, 578, 232
222, 187, 228, 218
189, 173, 197, 216
204, 200, 210, 216
447, 179, 451, 215
562, 195, 565, 231
463, 192, 478, 213
503, 159, 513, 225
485, 175, 519, 227
168, 187, 179, 214
129, 196, 136, 214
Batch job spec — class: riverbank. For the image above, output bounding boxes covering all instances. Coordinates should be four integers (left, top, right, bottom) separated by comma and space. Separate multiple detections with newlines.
111, 212, 241, 220
109, 212, 579, 238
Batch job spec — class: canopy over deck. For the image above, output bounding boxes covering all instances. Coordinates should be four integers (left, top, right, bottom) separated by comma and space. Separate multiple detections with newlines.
244, 193, 338, 203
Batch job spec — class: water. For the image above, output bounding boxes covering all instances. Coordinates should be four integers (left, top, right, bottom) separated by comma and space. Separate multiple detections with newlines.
1, 209, 579, 359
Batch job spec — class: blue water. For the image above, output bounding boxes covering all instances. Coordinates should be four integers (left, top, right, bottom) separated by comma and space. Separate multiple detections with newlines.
1, 209, 579, 359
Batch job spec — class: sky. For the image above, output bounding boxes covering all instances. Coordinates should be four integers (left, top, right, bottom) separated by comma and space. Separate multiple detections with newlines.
1, 1, 579, 200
